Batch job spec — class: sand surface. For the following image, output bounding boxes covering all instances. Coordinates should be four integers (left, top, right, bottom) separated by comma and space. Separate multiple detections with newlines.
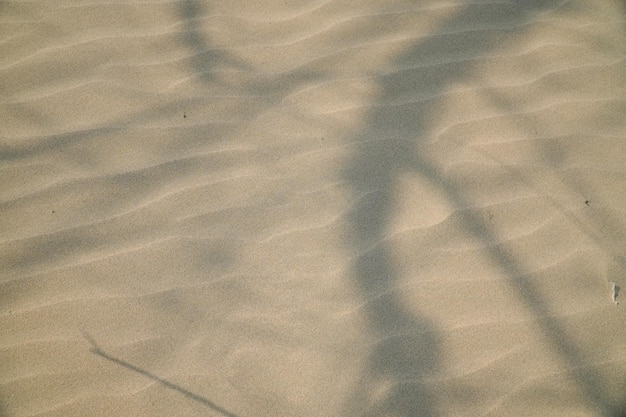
2, 1, 626, 416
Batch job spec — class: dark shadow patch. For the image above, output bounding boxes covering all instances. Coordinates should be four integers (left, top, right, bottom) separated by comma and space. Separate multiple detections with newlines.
342, 1, 621, 416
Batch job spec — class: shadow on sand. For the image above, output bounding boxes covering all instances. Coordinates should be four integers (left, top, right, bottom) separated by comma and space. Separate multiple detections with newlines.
342, 1, 623, 416
76, 1, 625, 416
82, 331, 240, 417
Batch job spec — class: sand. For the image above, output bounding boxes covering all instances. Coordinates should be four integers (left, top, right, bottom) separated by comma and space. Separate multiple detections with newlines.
1, 1, 626, 416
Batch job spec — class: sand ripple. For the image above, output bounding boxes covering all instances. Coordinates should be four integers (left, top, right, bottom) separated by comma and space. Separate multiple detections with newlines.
1, 1, 625, 416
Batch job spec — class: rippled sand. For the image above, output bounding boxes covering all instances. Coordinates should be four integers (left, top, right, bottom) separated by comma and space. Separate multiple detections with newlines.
2, 1, 626, 416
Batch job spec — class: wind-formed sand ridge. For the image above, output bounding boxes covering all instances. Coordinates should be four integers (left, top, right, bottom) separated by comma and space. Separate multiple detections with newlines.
1, 0, 625, 416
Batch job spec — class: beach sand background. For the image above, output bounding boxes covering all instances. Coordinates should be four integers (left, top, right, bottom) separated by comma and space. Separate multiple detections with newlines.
1, 1, 626, 416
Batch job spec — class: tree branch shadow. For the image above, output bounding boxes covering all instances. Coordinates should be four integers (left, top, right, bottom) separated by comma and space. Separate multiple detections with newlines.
81, 330, 240, 417
342, 1, 623, 416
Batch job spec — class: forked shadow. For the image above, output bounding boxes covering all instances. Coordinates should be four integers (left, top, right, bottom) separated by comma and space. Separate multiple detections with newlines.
342, 1, 623, 416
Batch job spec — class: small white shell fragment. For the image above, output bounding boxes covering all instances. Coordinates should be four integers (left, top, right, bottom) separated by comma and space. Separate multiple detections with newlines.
609, 281, 619, 305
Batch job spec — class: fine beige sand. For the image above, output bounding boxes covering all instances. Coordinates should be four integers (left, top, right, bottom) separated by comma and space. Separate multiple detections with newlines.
2, 1, 626, 416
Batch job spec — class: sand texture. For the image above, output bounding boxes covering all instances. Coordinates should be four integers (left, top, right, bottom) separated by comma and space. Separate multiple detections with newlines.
2, 1, 626, 416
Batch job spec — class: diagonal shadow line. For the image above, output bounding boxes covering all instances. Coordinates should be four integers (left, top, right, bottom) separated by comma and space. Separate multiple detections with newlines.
81, 330, 240, 417
411, 156, 620, 416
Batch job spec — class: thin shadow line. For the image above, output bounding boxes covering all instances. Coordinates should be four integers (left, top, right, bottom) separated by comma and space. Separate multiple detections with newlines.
81, 330, 240, 417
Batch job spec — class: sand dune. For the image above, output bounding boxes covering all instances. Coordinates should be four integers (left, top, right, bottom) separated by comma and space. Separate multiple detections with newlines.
2, 1, 626, 416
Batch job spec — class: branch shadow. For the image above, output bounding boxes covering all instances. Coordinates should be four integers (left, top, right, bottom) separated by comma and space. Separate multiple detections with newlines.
69, 4, 333, 415
474, 65, 626, 276
177, 0, 328, 107
342, 1, 622, 416
178, 0, 252, 84
81, 330, 240, 417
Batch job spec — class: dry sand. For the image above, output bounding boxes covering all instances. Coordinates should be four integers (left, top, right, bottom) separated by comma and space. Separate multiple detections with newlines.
2, 1, 626, 416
